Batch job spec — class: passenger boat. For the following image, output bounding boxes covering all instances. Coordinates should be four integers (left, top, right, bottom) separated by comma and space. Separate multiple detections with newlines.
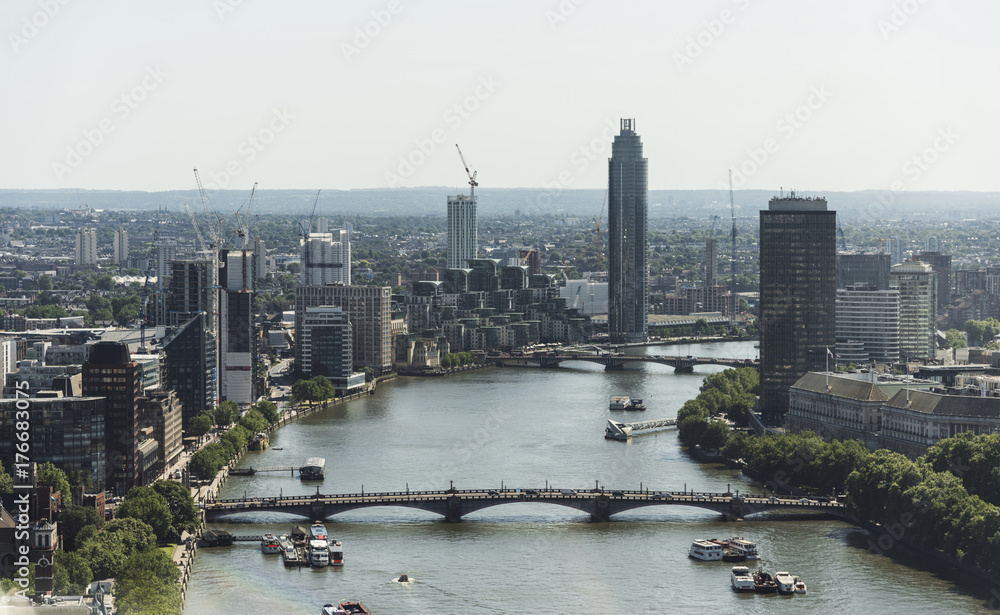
308, 539, 330, 567
793, 577, 807, 594
260, 533, 281, 554
329, 540, 344, 566
774, 571, 795, 594
688, 539, 723, 561
753, 569, 778, 594
725, 536, 760, 560
609, 395, 645, 411
336, 602, 371, 614
730, 566, 754, 592
310, 524, 329, 541
281, 540, 300, 567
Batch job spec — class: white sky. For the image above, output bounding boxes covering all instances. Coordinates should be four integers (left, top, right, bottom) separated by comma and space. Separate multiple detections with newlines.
2, 0, 997, 193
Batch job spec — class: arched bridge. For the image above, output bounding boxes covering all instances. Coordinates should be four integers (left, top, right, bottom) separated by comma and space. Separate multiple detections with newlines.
489, 352, 758, 373
202, 488, 848, 523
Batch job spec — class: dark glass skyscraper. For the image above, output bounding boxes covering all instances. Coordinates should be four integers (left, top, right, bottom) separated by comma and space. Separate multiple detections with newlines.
759, 194, 836, 422
608, 119, 648, 343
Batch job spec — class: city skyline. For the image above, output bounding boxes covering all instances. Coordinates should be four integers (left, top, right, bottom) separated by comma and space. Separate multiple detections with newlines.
2, 1, 995, 193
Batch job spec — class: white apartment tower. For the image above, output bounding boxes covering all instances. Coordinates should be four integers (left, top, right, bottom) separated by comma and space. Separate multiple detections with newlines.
254, 237, 267, 281
75, 229, 97, 265
113, 227, 129, 265
156, 241, 177, 290
447, 195, 477, 269
890, 262, 937, 361
835, 284, 900, 365
301, 230, 351, 285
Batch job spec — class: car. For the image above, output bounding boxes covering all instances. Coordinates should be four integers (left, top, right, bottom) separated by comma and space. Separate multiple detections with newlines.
817, 496, 831, 503
695, 494, 706, 500
559, 489, 576, 495
487, 490, 499, 497
612, 490, 624, 497
769, 496, 779, 502
525, 489, 539, 496
651, 493, 672, 500
798, 498, 812, 503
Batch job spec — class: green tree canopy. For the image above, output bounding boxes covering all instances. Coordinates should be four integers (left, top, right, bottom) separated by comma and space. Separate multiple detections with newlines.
188, 413, 215, 438
36, 462, 71, 500
151, 480, 200, 538
115, 487, 173, 543
53, 550, 93, 595
58, 504, 104, 552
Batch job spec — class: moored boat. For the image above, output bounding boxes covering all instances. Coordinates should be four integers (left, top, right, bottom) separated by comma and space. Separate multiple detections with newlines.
337, 601, 371, 614
320, 605, 349, 615
250, 432, 269, 450
329, 540, 344, 566
689, 539, 723, 561
753, 569, 778, 594
609, 395, 645, 410
281, 540, 300, 567
308, 539, 330, 567
775, 571, 795, 594
311, 523, 329, 541
731, 566, 754, 592
260, 533, 281, 554
725, 536, 760, 560
793, 576, 807, 594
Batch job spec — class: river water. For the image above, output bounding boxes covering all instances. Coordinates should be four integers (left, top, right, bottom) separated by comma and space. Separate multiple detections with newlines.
184, 341, 997, 614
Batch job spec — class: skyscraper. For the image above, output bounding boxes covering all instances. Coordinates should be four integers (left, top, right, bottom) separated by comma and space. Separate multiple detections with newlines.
155, 241, 177, 291
295, 284, 394, 376
113, 227, 129, 265
447, 194, 477, 269
835, 283, 900, 364
75, 229, 97, 265
891, 261, 937, 361
759, 194, 836, 422
218, 249, 258, 405
705, 238, 718, 287
301, 230, 351, 285
608, 118, 648, 343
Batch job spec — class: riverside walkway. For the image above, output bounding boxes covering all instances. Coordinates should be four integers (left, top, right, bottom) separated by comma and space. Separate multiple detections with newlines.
202, 488, 848, 523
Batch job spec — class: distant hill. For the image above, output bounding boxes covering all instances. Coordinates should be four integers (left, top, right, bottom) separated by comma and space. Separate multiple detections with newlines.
1, 187, 997, 221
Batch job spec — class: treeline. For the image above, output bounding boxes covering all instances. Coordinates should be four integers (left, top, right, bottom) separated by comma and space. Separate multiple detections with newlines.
676, 367, 758, 449
440, 351, 475, 369
189, 401, 280, 480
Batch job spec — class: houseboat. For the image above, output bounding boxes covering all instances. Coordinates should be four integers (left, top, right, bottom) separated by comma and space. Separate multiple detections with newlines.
688, 539, 724, 561
609, 396, 646, 411
260, 533, 281, 554
300, 457, 327, 480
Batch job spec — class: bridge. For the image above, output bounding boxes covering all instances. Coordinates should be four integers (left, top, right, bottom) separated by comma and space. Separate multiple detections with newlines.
605, 418, 676, 440
201, 488, 848, 523
489, 352, 758, 373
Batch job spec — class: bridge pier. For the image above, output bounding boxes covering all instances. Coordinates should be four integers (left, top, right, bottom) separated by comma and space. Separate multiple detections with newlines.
673, 364, 694, 373
591, 495, 611, 522
310, 500, 326, 522
445, 495, 463, 523
604, 362, 624, 371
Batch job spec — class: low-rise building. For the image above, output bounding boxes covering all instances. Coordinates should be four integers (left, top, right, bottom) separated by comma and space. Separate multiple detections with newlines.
878, 389, 1000, 457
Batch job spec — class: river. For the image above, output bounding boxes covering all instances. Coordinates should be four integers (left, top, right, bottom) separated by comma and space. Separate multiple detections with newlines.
184, 341, 997, 614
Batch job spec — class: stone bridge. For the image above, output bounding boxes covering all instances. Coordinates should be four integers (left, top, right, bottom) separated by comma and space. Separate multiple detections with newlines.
202, 488, 848, 523
489, 352, 758, 373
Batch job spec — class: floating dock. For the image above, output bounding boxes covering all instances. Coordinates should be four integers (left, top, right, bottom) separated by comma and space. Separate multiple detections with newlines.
605, 418, 677, 440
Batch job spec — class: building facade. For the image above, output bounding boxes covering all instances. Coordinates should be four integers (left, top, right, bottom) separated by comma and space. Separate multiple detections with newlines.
608, 118, 648, 343
113, 227, 129, 265
786, 372, 886, 450
890, 262, 937, 361
446, 195, 478, 269
759, 194, 836, 421
879, 389, 1000, 458
218, 249, 257, 405
835, 284, 900, 364
75, 229, 97, 266
295, 285, 393, 375
915, 251, 952, 312
299, 306, 365, 390
162, 313, 216, 429
836, 253, 890, 290
705, 238, 718, 287
301, 230, 351, 285
82, 342, 142, 494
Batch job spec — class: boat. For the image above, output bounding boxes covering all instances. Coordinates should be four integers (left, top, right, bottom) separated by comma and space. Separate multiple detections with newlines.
731, 566, 754, 592
609, 395, 645, 411
793, 576, 807, 594
250, 432, 269, 451
688, 539, 723, 561
281, 540, 300, 567
291, 526, 309, 542
721, 548, 745, 562
260, 533, 281, 554
307, 539, 330, 567
753, 569, 778, 594
775, 571, 795, 595
337, 602, 371, 615
310, 523, 329, 541
396, 573, 409, 583
320, 605, 349, 615
300, 457, 327, 480
329, 540, 344, 566
724, 536, 760, 560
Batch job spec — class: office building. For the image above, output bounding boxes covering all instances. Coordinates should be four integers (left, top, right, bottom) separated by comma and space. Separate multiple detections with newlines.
162, 313, 216, 429
295, 284, 393, 375
82, 342, 142, 494
138, 390, 183, 477
113, 227, 129, 265
759, 194, 836, 421
835, 284, 900, 364
886, 237, 904, 265
836, 253, 890, 290
301, 230, 350, 285
608, 118, 648, 343
160, 258, 217, 330
218, 249, 257, 405
915, 251, 952, 312
891, 262, 937, 361
75, 229, 97, 266
447, 195, 478, 269
300, 306, 366, 391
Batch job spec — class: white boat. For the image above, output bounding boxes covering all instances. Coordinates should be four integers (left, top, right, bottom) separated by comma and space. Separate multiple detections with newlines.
320, 605, 349, 615
731, 566, 754, 592
310, 524, 329, 541
688, 539, 723, 561
775, 571, 796, 595
329, 540, 344, 566
793, 576, 807, 594
308, 539, 330, 567
260, 533, 281, 554
609, 395, 645, 410
725, 536, 760, 560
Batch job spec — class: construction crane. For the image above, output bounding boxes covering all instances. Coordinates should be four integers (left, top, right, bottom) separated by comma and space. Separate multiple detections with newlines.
729, 170, 738, 315
184, 201, 208, 254
194, 168, 210, 215
455, 144, 478, 197
235, 182, 257, 249
193, 168, 225, 251
593, 190, 607, 271
837, 216, 847, 252
298, 190, 322, 278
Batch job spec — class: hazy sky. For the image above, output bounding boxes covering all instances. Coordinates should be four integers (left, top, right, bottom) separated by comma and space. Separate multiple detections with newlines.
3, 0, 996, 193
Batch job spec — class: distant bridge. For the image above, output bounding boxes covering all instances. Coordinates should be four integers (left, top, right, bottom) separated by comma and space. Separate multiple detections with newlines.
202, 489, 848, 523
489, 352, 758, 373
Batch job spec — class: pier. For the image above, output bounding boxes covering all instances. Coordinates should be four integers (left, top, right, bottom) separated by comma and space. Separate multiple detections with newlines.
228, 466, 298, 476
604, 418, 677, 440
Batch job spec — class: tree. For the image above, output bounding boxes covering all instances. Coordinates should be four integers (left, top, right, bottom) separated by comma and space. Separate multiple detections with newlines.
213, 400, 239, 426
238, 409, 268, 434
115, 486, 173, 543
254, 400, 279, 424
188, 413, 214, 438
58, 504, 104, 551
80, 517, 156, 579
53, 550, 93, 595
114, 302, 139, 326
361, 366, 375, 383
945, 329, 967, 349
313, 375, 335, 400
292, 378, 320, 405
0, 460, 12, 494
190, 445, 225, 480
95, 275, 114, 291
36, 462, 71, 500
152, 480, 201, 539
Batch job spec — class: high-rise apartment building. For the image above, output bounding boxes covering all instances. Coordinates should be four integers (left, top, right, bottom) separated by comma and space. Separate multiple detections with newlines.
705, 238, 718, 287
835, 283, 900, 365
82, 341, 143, 495
295, 284, 393, 375
162, 313, 217, 429
886, 237, 904, 265
75, 229, 97, 265
160, 258, 217, 330
301, 230, 351, 285
299, 306, 366, 391
218, 249, 257, 405
113, 227, 129, 265
608, 118, 648, 343
891, 262, 937, 361
155, 241, 177, 290
447, 195, 478, 269
254, 237, 267, 281
915, 251, 951, 312
759, 194, 836, 422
